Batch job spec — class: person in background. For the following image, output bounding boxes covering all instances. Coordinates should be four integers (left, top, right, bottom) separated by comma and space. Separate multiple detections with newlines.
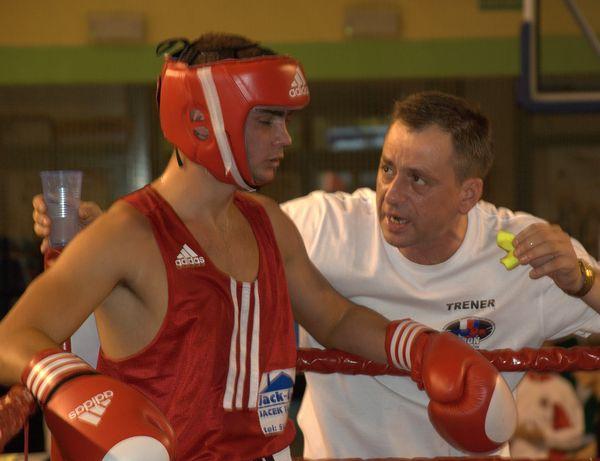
511, 369, 586, 459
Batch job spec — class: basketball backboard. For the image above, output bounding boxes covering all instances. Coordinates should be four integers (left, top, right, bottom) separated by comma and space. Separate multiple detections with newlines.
518, 0, 600, 111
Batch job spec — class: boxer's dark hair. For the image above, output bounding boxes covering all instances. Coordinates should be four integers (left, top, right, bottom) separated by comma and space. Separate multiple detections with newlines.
391, 91, 493, 181
156, 33, 276, 66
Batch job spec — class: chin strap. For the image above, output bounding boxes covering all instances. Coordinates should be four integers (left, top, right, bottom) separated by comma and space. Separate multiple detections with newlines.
175, 148, 183, 167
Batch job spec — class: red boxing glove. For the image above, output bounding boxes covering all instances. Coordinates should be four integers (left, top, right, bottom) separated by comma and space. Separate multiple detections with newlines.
386, 319, 517, 453
22, 348, 176, 460
0, 385, 35, 452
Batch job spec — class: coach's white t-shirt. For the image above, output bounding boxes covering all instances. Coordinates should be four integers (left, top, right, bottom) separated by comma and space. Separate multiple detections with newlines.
281, 188, 600, 459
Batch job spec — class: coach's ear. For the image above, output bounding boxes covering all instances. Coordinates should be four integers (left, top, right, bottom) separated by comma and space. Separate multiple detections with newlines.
458, 177, 482, 214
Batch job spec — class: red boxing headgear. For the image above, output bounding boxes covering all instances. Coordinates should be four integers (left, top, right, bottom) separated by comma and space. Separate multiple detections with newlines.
158, 55, 310, 190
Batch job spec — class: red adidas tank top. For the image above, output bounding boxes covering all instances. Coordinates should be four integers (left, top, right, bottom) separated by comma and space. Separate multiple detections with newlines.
96, 185, 297, 461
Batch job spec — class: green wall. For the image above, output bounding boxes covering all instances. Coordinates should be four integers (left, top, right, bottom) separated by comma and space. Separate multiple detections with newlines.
0, 36, 598, 84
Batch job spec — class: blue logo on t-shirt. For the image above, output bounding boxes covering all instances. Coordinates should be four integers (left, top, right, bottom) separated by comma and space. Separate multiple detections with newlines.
444, 317, 495, 348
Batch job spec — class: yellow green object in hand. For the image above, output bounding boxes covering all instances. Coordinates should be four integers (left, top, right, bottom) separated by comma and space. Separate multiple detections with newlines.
497, 230, 520, 270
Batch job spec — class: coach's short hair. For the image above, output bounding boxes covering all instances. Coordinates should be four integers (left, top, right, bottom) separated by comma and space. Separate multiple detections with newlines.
392, 91, 494, 181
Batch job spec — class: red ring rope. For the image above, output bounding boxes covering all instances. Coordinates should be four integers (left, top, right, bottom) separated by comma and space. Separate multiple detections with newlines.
297, 346, 600, 375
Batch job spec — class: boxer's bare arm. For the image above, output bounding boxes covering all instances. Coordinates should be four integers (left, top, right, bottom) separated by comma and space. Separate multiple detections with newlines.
254, 194, 389, 363
0, 201, 150, 384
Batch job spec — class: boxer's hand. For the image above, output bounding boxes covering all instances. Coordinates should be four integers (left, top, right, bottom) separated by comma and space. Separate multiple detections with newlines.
386, 319, 517, 453
33, 194, 103, 261
0, 385, 36, 451
23, 349, 176, 460
513, 223, 583, 293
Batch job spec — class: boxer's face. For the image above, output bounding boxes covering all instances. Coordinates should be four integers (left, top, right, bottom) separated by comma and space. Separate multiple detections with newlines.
245, 107, 293, 186
376, 121, 468, 263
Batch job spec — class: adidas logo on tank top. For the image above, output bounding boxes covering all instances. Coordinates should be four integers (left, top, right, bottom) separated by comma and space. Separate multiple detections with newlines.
175, 243, 205, 268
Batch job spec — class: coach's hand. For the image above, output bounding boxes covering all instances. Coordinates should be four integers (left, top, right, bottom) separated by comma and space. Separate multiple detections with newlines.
386, 319, 516, 453
513, 223, 583, 294
33, 194, 103, 259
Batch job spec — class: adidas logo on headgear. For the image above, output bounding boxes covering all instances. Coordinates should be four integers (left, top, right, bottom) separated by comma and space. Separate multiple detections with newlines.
289, 68, 308, 98
176, 243, 205, 268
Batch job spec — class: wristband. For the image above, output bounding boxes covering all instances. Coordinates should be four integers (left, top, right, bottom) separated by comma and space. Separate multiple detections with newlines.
21, 349, 94, 405
385, 319, 431, 371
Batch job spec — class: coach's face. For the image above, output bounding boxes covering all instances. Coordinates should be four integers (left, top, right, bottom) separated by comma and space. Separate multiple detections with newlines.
376, 121, 478, 264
